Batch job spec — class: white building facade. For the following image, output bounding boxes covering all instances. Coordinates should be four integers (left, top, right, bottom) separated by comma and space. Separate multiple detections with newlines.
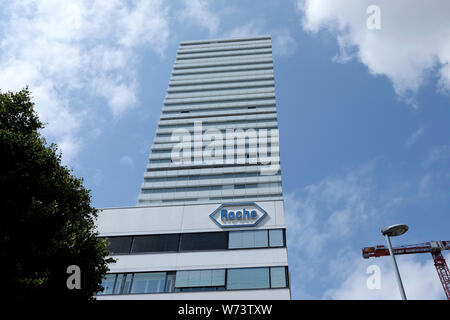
95, 35, 290, 299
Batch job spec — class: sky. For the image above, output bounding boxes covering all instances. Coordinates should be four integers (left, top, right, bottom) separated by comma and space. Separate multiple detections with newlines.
1, 0, 449, 300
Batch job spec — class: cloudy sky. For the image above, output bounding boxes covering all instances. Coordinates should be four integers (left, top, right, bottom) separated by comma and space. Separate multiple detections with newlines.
1, 0, 449, 299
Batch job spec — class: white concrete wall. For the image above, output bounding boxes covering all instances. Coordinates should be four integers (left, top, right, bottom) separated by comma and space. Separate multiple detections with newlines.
96, 200, 286, 236
96, 288, 290, 300
107, 248, 287, 273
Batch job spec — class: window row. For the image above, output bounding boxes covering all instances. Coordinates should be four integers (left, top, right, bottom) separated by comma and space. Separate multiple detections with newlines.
140, 182, 281, 193
162, 105, 276, 114
157, 117, 276, 129
97, 266, 288, 296
144, 171, 280, 182
150, 144, 276, 155
155, 125, 278, 137
145, 193, 283, 204
102, 229, 286, 255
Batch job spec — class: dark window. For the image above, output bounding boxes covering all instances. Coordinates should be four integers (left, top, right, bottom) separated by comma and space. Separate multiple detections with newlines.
180, 232, 228, 251
105, 236, 133, 254
131, 234, 180, 253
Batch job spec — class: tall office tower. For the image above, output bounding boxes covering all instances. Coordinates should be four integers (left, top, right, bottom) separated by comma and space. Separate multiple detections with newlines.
138, 35, 282, 206
96, 36, 290, 300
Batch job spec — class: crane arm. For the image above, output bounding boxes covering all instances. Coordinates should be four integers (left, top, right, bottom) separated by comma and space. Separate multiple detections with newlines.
362, 240, 450, 300
362, 240, 450, 259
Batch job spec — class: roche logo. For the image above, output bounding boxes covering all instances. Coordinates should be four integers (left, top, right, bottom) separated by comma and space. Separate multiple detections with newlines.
209, 202, 267, 228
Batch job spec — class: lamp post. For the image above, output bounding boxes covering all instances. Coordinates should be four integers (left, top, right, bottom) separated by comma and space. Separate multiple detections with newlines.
381, 224, 408, 300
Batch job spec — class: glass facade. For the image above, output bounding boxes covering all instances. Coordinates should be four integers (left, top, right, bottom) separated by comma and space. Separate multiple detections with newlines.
102, 229, 286, 255
97, 266, 288, 296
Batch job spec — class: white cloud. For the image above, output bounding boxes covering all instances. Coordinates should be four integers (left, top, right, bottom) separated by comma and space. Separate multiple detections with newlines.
418, 174, 432, 199
284, 160, 421, 299
177, 0, 220, 35
405, 127, 424, 148
285, 163, 376, 287
424, 145, 450, 167
271, 28, 297, 57
285, 159, 449, 299
225, 20, 265, 39
324, 253, 447, 300
0, 0, 170, 164
296, 0, 450, 106
119, 155, 134, 167
224, 20, 297, 57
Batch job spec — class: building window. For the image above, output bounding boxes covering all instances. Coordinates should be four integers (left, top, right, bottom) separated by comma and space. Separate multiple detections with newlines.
226, 266, 287, 290
270, 267, 287, 288
113, 274, 124, 294
165, 272, 176, 293
97, 267, 287, 295
268, 229, 284, 247
104, 236, 132, 255
228, 230, 268, 249
113, 273, 133, 295
226, 267, 270, 290
130, 272, 168, 294
100, 229, 285, 255
175, 269, 225, 289
131, 234, 180, 253
98, 274, 116, 295
180, 232, 228, 251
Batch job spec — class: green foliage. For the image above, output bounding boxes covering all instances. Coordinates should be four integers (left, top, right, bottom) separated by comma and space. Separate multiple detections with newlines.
0, 88, 114, 300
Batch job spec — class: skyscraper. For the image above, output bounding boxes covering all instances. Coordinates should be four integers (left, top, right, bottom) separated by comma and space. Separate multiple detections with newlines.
138, 35, 282, 207
96, 35, 290, 300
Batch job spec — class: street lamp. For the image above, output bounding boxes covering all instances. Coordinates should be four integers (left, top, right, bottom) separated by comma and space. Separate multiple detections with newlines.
381, 224, 408, 300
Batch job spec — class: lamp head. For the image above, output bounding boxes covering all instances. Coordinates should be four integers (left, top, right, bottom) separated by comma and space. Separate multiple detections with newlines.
381, 224, 408, 237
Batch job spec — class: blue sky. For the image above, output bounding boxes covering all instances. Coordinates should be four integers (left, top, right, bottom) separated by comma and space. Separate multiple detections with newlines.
1, 0, 449, 299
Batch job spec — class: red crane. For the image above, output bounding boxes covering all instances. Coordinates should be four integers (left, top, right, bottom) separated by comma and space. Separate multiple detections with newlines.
362, 240, 450, 300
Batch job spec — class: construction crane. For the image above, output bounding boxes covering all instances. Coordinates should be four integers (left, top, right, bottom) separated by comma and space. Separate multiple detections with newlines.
362, 240, 450, 300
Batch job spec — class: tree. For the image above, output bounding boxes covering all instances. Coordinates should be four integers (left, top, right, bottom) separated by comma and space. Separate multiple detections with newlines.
0, 88, 114, 300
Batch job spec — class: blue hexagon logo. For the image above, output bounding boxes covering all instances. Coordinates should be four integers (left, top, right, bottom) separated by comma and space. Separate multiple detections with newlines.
209, 202, 268, 228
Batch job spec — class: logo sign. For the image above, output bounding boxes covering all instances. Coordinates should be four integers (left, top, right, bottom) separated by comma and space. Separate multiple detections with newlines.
209, 202, 267, 228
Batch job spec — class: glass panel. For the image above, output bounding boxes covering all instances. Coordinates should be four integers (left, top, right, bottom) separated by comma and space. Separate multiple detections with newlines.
104, 237, 132, 254
269, 229, 284, 247
113, 274, 124, 294
241, 231, 254, 247
211, 269, 226, 286
254, 230, 268, 248
199, 270, 212, 286
165, 273, 176, 293
229, 230, 268, 249
187, 270, 201, 287
270, 267, 287, 288
130, 272, 167, 294
228, 231, 244, 249
122, 274, 133, 294
131, 234, 180, 253
180, 232, 228, 251
227, 268, 270, 290
175, 270, 188, 288
175, 269, 225, 288
100, 274, 116, 295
